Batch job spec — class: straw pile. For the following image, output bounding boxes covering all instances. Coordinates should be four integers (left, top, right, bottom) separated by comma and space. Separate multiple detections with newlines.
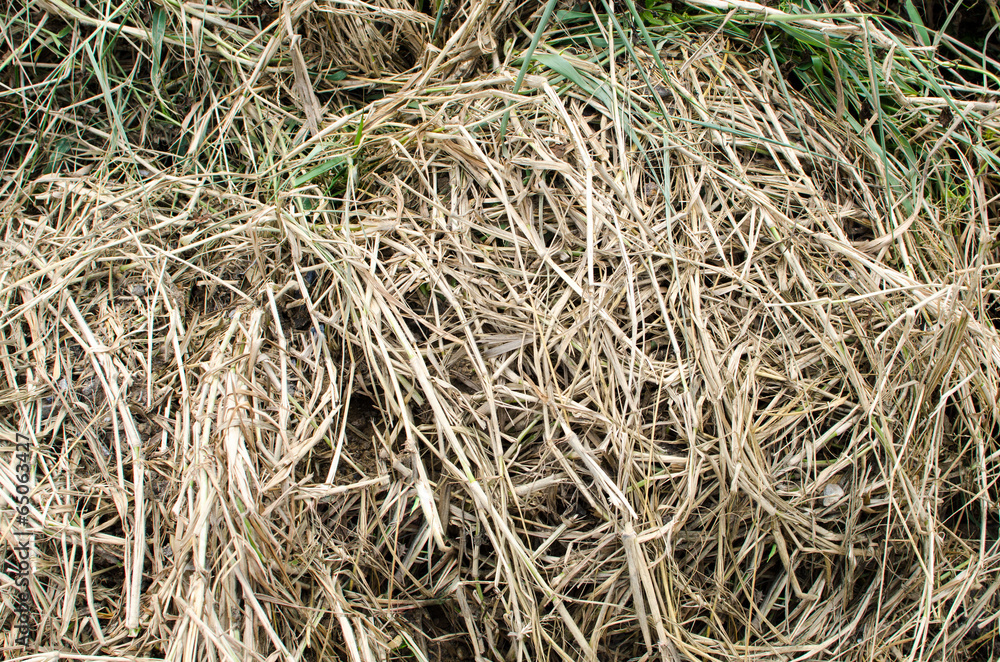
3, 0, 1000, 660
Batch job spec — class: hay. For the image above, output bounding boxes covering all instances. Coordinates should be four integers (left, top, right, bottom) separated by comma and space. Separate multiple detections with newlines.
3, 0, 1000, 660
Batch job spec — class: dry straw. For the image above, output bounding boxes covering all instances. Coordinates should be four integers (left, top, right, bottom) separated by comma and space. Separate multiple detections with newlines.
2, 0, 1000, 660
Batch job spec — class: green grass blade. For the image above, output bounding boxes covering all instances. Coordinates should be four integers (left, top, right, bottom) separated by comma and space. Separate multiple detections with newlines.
499, 0, 561, 145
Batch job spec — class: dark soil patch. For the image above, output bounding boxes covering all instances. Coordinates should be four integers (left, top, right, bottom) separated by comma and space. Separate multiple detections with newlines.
338, 392, 381, 481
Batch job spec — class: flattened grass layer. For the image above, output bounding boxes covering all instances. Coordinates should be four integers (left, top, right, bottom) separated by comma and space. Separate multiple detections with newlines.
2, 1, 999, 660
